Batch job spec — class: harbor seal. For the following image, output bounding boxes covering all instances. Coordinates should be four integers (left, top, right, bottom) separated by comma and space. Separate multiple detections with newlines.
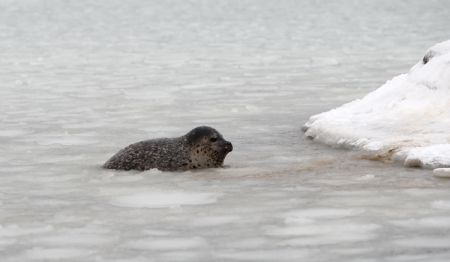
103, 126, 233, 171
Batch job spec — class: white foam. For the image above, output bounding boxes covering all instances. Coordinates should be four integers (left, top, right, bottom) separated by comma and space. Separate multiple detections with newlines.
304, 40, 450, 169
111, 191, 219, 208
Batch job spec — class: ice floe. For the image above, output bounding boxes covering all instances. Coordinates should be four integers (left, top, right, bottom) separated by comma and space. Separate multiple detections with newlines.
303, 40, 450, 170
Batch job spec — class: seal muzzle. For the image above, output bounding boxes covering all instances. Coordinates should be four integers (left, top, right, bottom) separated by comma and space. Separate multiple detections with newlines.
223, 141, 233, 152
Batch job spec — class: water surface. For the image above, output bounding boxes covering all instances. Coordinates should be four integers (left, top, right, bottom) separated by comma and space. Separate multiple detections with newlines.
1, 0, 450, 261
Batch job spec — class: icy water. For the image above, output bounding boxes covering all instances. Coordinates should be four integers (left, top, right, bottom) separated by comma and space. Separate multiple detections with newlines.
2, 0, 450, 261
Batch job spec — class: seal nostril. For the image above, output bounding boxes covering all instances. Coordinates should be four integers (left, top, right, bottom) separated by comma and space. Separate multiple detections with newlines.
225, 142, 233, 151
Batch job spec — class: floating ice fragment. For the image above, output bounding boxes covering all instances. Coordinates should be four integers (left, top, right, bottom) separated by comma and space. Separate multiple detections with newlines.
393, 237, 450, 248
160, 251, 203, 261
285, 208, 365, 224
431, 200, 450, 209
189, 215, 240, 227
0, 225, 54, 237
216, 249, 309, 261
24, 247, 93, 260
125, 237, 207, 250
391, 216, 450, 228
32, 233, 114, 246
0, 129, 29, 137
357, 174, 375, 180
34, 135, 98, 146
111, 191, 219, 208
0, 239, 16, 246
433, 168, 450, 178
266, 222, 379, 236
281, 233, 376, 246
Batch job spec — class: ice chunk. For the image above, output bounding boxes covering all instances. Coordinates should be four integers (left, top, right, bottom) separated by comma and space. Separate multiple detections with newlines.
304, 40, 450, 169
433, 168, 450, 178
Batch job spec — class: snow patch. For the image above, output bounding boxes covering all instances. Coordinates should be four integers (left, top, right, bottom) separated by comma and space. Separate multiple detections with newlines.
303, 40, 450, 169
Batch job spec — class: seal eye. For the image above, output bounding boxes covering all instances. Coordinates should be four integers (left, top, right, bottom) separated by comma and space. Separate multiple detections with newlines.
210, 137, 217, 142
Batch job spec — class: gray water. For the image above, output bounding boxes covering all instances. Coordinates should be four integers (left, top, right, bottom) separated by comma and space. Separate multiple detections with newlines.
2, 0, 450, 261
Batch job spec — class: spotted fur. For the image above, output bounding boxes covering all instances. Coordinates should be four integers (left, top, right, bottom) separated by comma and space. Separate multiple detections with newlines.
103, 126, 232, 171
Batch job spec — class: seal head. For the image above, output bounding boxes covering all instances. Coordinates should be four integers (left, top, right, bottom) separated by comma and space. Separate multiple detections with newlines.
184, 126, 233, 169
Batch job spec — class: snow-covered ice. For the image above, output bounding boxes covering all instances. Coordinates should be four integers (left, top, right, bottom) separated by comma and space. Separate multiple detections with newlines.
304, 40, 450, 169
2, 0, 450, 261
